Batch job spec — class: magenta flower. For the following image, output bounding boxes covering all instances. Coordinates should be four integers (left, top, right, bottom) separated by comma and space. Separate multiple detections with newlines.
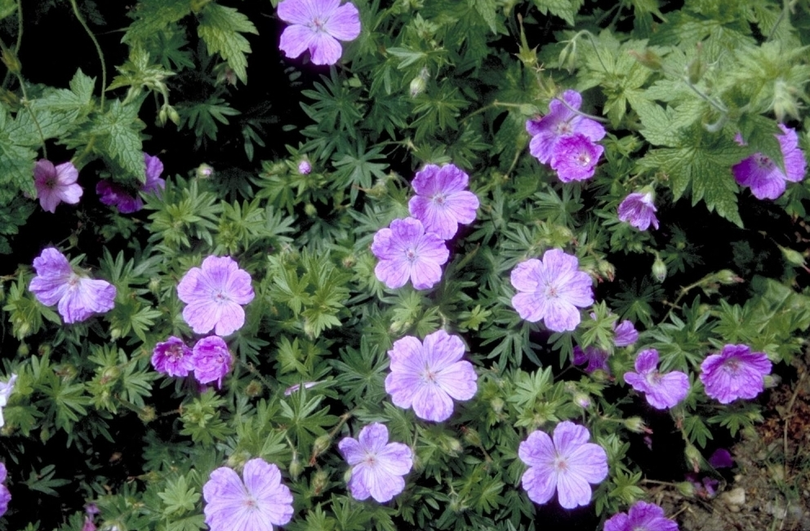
550, 134, 604, 182
618, 191, 659, 231
371, 217, 450, 290
624, 349, 689, 409
191, 336, 233, 387
604, 501, 679, 531
97, 153, 166, 213
510, 249, 594, 332
0, 374, 17, 429
33, 159, 83, 213
338, 423, 413, 503
278, 0, 361, 66
203, 458, 293, 531
0, 461, 9, 518
385, 330, 478, 422
177, 256, 255, 336
573, 346, 610, 374
151, 336, 194, 378
29, 248, 116, 324
526, 90, 606, 165
519, 421, 608, 509
700, 344, 772, 404
733, 124, 806, 200
407, 164, 480, 239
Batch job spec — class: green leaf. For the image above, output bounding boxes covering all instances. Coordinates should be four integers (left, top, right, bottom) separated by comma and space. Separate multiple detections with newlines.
532, 0, 584, 26
90, 100, 146, 180
158, 475, 201, 516
0, 109, 37, 198
197, 3, 257, 84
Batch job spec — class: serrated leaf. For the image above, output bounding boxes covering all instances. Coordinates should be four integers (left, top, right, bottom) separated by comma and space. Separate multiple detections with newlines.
90, 100, 145, 180
533, 0, 583, 26
0, 109, 37, 198
123, 0, 192, 43
197, 3, 257, 84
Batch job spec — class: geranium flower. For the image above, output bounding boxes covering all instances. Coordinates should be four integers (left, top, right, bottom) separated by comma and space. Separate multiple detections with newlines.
177, 256, 255, 336
29, 247, 116, 324
408, 164, 479, 239
0, 461, 10, 518
0, 374, 17, 429
604, 501, 679, 531
613, 320, 638, 347
191, 336, 233, 387
151, 336, 194, 378
618, 191, 659, 231
733, 124, 806, 200
371, 217, 450, 290
700, 344, 772, 404
573, 346, 610, 374
278, 0, 361, 66
550, 134, 604, 182
33, 159, 83, 213
203, 458, 293, 531
338, 423, 413, 503
385, 330, 478, 422
526, 90, 606, 165
519, 421, 608, 509
97, 153, 166, 213
510, 249, 594, 332
624, 349, 689, 409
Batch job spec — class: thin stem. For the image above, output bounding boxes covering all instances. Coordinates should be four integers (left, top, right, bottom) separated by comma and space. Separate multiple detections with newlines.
69, 0, 106, 110
766, 0, 787, 42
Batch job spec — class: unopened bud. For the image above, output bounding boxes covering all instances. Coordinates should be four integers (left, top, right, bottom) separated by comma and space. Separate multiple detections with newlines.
17, 342, 29, 356
312, 470, 329, 495
442, 437, 462, 456
462, 427, 481, 447
138, 406, 156, 423
289, 453, 303, 479
157, 107, 168, 126
197, 164, 214, 179
341, 255, 356, 268
297, 160, 312, 175
304, 203, 318, 217
226, 451, 250, 469
779, 246, 805, 267
624, 416, 650, 434
573, 393, 591, 409
763, 374, 780, 389
409, 76, 427, 98
312, 435, 331, 458
597, 260, 616, 282
110, 328, 122, 341
713, 269, 743, 284
652, 257, 667, 283
148, 277, 161, 294
245, 380, 263, 397
167, 107, 180, 126
490, 397, 504, 414
686, 55, 706, 84
676, 480, 696, 498
685, 444, 702, 473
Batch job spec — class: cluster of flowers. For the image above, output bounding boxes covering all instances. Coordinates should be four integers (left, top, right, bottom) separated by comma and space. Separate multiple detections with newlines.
151, 336, 233, 387
372, 163, 479, 290
277, 0, 361, 66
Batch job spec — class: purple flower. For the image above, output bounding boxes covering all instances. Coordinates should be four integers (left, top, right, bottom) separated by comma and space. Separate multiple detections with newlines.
298, 160, 312, 175
278, 0, 361, 66
371, 217, 450, 290
0, 462, 9, 518
29, 248, 116, 324
338, 423, 413, 503
510, 249, 594, 332
385, 330, 478, 422
407, 164, 480, 239
151, 336, 195, 378
733, 124, 806, 200
33, 159, 82, 213
618, 192, 659, 231
177, 256, 255, 336
526, 90, 606, 165
97, 153, 166, 213
550, 134, 604, 182
283, 381, 320, 396
192, 336, 233, 387
613, 320, 638, 347
624, 349, 689, 409
604, 501, 679, 531
699, 344, 772, 404
519, 421, 608, 509
708, 448, 733, 469
573, 346, 610, 374
203, 458, 293, 531
0, 374, 17, 429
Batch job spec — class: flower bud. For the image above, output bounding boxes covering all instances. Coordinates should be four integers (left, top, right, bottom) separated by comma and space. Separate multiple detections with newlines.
196, 164, 214, 179
779, 245, 805, 267
304, 203, 318, 217
167, 107, 180, 126
157, 106, 168, 127
148, 277, 161, 294
138, 406, 156, 423
312, 469, 329, 495
244, 379, 263, 397
442, 437, 463, 456
652, 257, 667, 283
462, 427, 481, 447
573, 393, 591, 409
312, 435, 332, 458
685, 443, 702, 473
297, 160, 312, 175
676, 480, 696, 498
226, 451, 251, 469
490, 397, 505, 415
686, 55, 706, 84
17, 341, 29, 356
409, 76, 427, 98
763, 374, 780, 389
772, 78, 800, 122
713, 269, 743, 284
624, 416, 650, 434
289, 453, 303, 479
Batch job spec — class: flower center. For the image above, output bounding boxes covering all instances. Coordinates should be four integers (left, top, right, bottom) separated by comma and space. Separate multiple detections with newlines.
544, 283, 559, 299
243, 496, 258, 510
724, 358, 740, 373
432, 193, 446, 206
45, 177, 57, 189
167, 344, 186, 362
405, 248, 417, 262
575, 151, 592, 167
556, 122, 573, 135
363, 452, 377, 467
755, 154, 774, 169
420, 367, 438, 385
553, 456, 568, 472
213, 290, 230, 303
311, 17, 326, 32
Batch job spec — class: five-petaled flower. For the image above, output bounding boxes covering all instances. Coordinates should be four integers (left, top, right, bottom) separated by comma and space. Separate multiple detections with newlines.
191, 336, 233, 387
618, 191, 659, 231
604, 501, 679, 531
278, 0, 361, 66
408, 164, 480, 239
0, 373, 17, 429
203, 458, 293, 531
624, 349, 689, 409
338, 422, 413, 503
33, 159, 83, 213
519, 421, 608, 509
526, 90, 606, 165
151, 336, 194, 378
97, 153, 166, 213
510, 249, 594, 332
733, 124, 806, 200
550, 134, 604, 182
700, 344, 772, 404
371, 217, 450, 290
29, 247, 116, 324
385, 330, 478, 422
177, 255, 255, 336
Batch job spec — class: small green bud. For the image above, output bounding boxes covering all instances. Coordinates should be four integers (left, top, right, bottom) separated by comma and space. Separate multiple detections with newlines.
772, 78, 800, 122
101, 366, 120, 384
289, 453, 303, 479
462, 427, 481, 447
573, 393, 591, 409
409, 76, 427, 98
597, 260, 615, 282
312, 470, 329, 495
624, 416, 650, 434
40, 426, 51, 442
685, 443, 702, 473
676, 480, 696, 498
490, 397, 505, 414
167, 106, 180, 126
763, 374, 780, 389
779, 245, 805, 267
341, 255, 356, 268
157, 106, 168, 127
38, 343, 52, 357
652, 257, 667, 283
196, 164, 214, 179
138, 406, 156, 423
442, 437, 462, 456
686, 54, 706, 85
17, 342, 29, 356
713, 269, 743, 284
110, 328, 122, 340
244, 380, 263, 397
226, 451, 251, 469
304, 203, 318, 217
148, 277, 161, 294
312, 435, 331, 458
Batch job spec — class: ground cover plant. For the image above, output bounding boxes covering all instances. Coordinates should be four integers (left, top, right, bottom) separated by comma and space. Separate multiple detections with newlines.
1, 0, 809, 530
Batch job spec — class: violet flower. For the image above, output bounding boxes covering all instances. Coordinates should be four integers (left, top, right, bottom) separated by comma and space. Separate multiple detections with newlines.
177, 255, 255, 336
371, 217, 450, 290
550, 134, 604, 182
573, 346, 610, 374
618, 191, 659, 231
733, 124, 806, 200
613, 319, 639, 347
510, 249, 594, 332
519, 421, 608, 509
203, 458, 293, 531
191, 336, 233, 387
604, 501, 679, 531
700, 344, 772, 404
29, 247, 116, 324
408, 163, 480, 239
97, 153, 166, 213
338, 423, 413, 503
0, 462, 9, 518
0, 374, 17, 429
151, 336, 194, 378
385, 330, 478, 422
278, 0, 361, 65
33, 159, 83, 213
624, 349, 689, 409
708, 448, 733, 469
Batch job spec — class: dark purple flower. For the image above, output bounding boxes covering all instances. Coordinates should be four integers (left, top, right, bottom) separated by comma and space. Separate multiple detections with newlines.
733, 124, 806, 200
604, 501, 679, 531
97, 153, 165, 213
613, 320, 638, 347
624, 349, 689, 409
192, 336, 233, 387
700, 344, 772, 404
338, 423, 413, 503
708, 448, 733, 469
408, 164, 479, 239
33, 159, 82, 213
278, 0, 361, 66
573, 346, 610, 374
526, 90, 606, 165
618, 191, 659, 231
550, 134, 604, 182
151, 336, 195, 378
371, 217, 450, 290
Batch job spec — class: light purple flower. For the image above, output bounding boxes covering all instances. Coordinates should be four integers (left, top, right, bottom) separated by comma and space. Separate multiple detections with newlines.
97, 153, 166, 213
203, 458, 293, 531
33, 159, 83, 213
151, 336, 194, 378
519, 421, 608, 509
526, 90, 606, 165
618, 192, 659, 231
699, 344, 772, 404
338, 423, 413, 503
0, 461, 9, 518
192, 336, 233, 387
278, 0, 361, 66
733, 124, 806, 200
604, 501, 679, 531
573, 346, 610, 374
284, 381, 320, 396
550, 134, 604, 182
29, 248, 116, 324
298, 160, 312, 175
371, 217, 450, 290
0, 374, 17, 429
624, 349, 689, 409
385, 330, 478, 422
407, 164, 480, 239
177, 256, 255, 336
510, 249, 594, 332
613, 320, 638, 347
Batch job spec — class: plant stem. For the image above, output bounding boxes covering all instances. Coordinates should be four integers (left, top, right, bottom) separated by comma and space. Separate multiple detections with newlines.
69, 0, 106, 111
